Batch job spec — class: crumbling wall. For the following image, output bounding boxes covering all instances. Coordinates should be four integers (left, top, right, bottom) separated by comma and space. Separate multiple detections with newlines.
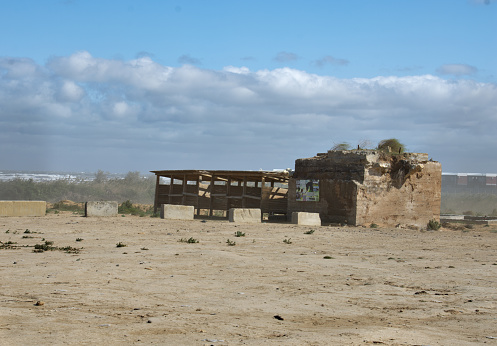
288, 150, 441, 227
356, 154, 441, 227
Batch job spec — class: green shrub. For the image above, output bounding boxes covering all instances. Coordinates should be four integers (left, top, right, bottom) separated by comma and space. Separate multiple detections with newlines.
179, 237, 199, 244
331, 142, 351, 151
427, 219, 441, 230
377, 138, 405, 154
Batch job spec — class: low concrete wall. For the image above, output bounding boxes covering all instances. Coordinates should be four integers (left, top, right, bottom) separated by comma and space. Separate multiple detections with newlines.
161, 204, 194, 220
0, 201, 46, 217
85, 201, 118, 217
291, 212, 321, 226
229, 208, 261, 223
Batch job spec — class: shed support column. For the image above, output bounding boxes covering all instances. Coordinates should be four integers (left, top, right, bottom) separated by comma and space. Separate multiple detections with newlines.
169, 176, 174, 204
260, 177, 265, 219
209, 176, 215, 217
196, 177, 201, 216
182, 175, 187, 205
242, 176, 247, 208
154, 174, 160, 214
226, 177, 232, 212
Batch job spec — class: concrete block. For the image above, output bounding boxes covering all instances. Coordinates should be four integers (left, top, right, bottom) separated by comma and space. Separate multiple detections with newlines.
161, 204, 194, 220
229, 208, 261, 223
85, 201, 118, 217
0, 201, 46, 217
291, 212, 321, 226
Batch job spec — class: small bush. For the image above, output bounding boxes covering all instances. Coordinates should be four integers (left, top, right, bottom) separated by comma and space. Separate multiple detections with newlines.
304, 229, 315, 234
226, 239, 236, 246
283, 238, 292, 244
116, 242, 127, 247
370, 223, 379, 229
377, 138, 405, 154
234, 231, 245, 237
118, 200, 152, 217
179, 237, 199, 244
427, 219, 441, 231
33, 241, 80, 253
331, 142, 351, 151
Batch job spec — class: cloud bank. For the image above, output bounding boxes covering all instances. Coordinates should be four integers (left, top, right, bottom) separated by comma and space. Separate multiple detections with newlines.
1, 51, 496, 172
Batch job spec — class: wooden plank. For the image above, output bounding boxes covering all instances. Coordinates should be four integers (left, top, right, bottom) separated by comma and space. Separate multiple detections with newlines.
243, 195, 262, 200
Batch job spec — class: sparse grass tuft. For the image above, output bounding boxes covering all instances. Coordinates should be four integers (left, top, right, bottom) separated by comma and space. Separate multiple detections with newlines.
304, 229, 315, 234
118, 200, 154, 217
0, 241, 18, 250
283, 238, 292, 244
370, 223, 379, 228
179, 237, 199, 244
33, 241, 80, 253
226, 239, 236, 246
116, 242, 127, 248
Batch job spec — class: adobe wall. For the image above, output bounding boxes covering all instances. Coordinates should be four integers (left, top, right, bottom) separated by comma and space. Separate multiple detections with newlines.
355, 155, 442, 227
287, 150, 441, 227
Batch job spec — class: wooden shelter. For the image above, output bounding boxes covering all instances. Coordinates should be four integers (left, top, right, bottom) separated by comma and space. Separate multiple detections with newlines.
151, 170, 290, 217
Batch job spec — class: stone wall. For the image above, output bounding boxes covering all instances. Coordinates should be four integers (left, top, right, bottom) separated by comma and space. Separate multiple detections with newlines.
288, 150, 441, 227
0, 201, 46, 217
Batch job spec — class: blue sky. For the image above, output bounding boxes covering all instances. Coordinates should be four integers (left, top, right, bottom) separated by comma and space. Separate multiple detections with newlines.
1, 0, 496, 173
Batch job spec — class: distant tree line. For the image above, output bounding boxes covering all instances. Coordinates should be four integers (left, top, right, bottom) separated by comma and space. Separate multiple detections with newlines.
0, 171, 156, 204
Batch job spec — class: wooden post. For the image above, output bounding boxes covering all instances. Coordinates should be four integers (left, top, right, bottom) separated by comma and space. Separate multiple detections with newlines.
226, 176, 231, 212
242, 176, 247, 208
169, 176, 174, 204
196, 176, 201, 216
209, 176, 215, 217
154, 174, 160, 214
182, 174, 187, 205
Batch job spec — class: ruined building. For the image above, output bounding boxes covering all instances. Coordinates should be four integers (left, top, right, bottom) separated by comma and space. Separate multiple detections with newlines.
287, 150, 442, 227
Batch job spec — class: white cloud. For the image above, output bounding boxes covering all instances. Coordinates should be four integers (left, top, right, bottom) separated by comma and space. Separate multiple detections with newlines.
1, 51, 496, 172
437, 64, 478, 76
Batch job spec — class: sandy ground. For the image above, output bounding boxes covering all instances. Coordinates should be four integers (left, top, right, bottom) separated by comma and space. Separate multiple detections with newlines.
1, 213, 496, 346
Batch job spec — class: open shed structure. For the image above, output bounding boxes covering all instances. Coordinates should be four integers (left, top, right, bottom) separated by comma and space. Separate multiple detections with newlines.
151, 170, 289, 217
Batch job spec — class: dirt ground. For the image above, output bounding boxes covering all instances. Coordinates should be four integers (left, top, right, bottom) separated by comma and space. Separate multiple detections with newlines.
1, 213, 496, 345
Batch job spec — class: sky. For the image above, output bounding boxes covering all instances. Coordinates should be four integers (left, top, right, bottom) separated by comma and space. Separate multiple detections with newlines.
0, 0, 496, 174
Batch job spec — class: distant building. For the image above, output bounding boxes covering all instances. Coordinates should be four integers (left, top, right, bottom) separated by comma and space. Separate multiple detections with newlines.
442, 173, 497, 194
